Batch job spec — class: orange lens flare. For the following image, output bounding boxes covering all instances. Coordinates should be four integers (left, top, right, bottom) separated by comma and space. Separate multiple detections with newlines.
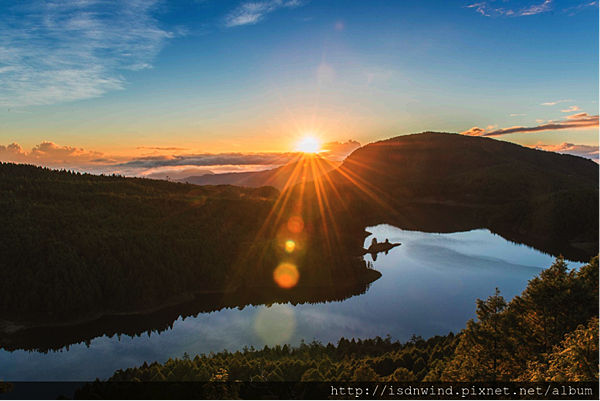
287, 216, 304, 233
285, 240, 296, 253
273, 263, 299, 289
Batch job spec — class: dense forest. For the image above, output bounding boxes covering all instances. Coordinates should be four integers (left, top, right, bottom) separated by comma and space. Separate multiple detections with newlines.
0, 162, 372, 325
71, 256, 598, 399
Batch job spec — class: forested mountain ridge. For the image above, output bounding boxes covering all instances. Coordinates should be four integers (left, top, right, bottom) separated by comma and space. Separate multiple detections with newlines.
0, 163, 272, 324
330, 132, 597, 197
314, 132, 599, 256
0, 162, 373, 328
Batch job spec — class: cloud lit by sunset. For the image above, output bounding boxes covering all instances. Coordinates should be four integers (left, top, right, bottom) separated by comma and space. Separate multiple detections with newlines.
0, 0, 597, 170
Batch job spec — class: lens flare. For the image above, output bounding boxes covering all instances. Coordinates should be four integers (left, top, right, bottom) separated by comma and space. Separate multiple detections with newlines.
254, 305, 296, 345
287, 216, 304, 233
285, 240, 296, 253
273, 263, 299, 289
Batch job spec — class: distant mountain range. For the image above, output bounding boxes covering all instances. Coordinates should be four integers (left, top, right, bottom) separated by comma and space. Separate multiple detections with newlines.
146, 168, 215, 181
176, 154, 340, 191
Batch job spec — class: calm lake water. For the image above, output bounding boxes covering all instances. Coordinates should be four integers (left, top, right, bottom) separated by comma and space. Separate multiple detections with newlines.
0, 225, 582, 381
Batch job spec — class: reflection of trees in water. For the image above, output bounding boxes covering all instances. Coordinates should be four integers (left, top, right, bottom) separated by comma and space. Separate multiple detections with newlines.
0, 282, 376, 353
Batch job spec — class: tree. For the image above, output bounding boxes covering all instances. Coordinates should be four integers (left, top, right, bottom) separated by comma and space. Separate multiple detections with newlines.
521, 317, 599, 381
442, 288, 518, 381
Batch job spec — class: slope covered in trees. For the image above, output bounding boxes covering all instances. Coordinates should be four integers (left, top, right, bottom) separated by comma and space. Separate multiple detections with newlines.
0, 162, 373, 327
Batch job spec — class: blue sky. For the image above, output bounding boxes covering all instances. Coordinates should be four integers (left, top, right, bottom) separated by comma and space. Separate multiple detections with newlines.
0, 0, 598, 175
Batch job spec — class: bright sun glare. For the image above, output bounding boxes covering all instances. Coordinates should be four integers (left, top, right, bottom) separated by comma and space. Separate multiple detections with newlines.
296, 137, 321, 154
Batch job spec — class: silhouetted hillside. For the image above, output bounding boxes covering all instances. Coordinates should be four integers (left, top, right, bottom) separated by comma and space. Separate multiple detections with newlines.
0, 162, 373, 328
178, 154, 339, 191
288, 132, 598, 258
329, 132, 597, 202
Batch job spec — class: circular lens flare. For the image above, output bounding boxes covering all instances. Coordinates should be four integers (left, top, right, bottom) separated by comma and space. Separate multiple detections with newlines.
254, 305, 296, 344
273, 263, 300, 289
285, 240, 296, 253
287, 216, 304, 233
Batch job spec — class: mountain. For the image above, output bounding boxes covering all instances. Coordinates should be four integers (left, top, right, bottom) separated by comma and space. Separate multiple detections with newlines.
0, 162, 373, 328
177, 154, 340, 191
145, 168, 214, 180
287, 132, 599, 258
328, 132, 598, 202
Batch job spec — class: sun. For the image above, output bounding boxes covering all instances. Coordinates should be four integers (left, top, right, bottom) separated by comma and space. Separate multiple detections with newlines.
296, 136, 321, 154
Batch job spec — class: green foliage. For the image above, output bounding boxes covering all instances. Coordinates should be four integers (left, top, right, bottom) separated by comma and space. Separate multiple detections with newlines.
86, 333, 456, 391
0, 162, 376, 322
442, 256, 599, 381
522, 316, 599, 381
0, 163, 276, 320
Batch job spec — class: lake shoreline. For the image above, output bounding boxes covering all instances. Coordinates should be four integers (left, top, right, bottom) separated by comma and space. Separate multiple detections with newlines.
0, 269, 381, 335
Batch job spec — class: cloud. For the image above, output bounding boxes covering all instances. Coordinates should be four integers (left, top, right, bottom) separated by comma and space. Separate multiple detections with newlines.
2, 138, 362, 176
0, 141, 109, 167
136, 147, 190, 151
0, 0, 175, 107
509, 114, 526, 117
519, 0, 553, 15
224, 0, 306, 27
0, 141, 298, 174
117, 152, 302, 169
465, 0, 554, 17
563, 1, 598, 16
319, 140, 361, 161
561, 105, 580, 112
542, 99, 573, 106
461, 113, 599, 137
566, 112, 591, 120
533, 142, 599, 161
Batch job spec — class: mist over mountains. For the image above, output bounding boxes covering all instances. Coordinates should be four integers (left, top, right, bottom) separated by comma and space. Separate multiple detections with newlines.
176, 155, 340, 191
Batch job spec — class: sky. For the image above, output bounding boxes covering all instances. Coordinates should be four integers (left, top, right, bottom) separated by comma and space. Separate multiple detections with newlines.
0, 0, 598, 176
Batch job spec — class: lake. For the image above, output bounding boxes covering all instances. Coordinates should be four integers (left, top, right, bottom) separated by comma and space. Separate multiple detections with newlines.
0, 225, 582, 381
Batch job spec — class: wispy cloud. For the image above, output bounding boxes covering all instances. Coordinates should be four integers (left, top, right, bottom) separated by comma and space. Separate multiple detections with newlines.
563, 1, 598, 16
224, 0, 307, 27
465, 0, 554, 17
0, 0, 175, 107
561, 105, 580, 112
519, 0, 553, 15
533, 142, 599, 161
461, 113, 599, 137
509, 113, 526, 117
542, 99, 573, 106
136, 146, 190, 151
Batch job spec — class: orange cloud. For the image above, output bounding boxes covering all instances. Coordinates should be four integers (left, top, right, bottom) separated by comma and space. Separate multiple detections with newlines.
319, 140, 361, 160
460, 113, 599, 137
533, 142, 599, 161
1, 138, 362, 176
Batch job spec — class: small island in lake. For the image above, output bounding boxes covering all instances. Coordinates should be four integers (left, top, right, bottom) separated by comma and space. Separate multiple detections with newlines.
361, 237, 401, 256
